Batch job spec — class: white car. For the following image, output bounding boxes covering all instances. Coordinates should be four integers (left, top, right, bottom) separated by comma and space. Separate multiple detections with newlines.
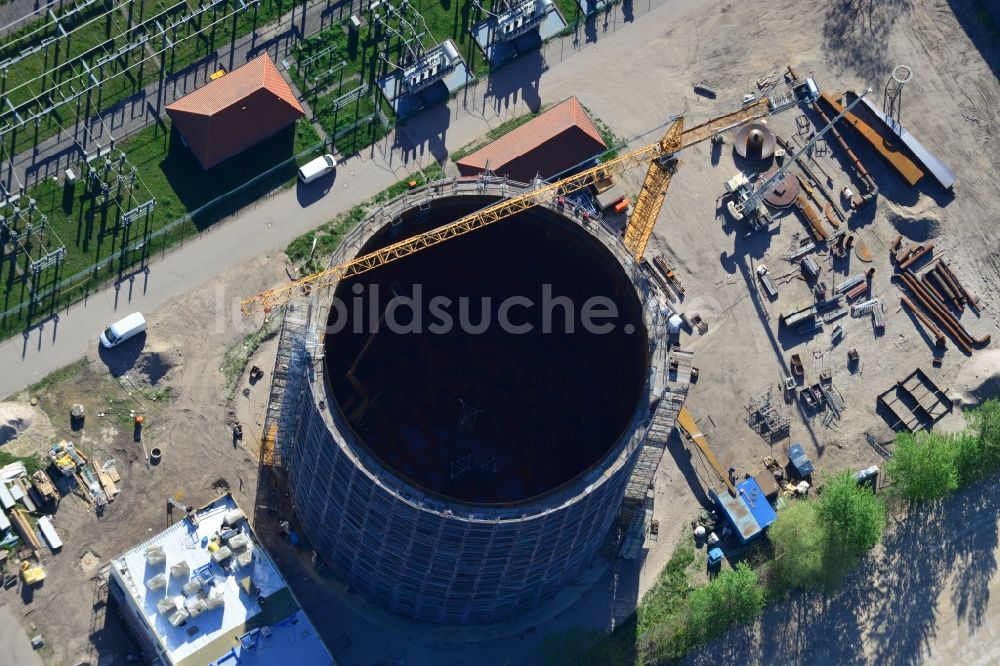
100, 312, 146, 348
298, 154, 337, 184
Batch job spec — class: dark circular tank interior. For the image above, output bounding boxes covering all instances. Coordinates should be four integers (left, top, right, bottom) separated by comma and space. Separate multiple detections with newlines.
325, 196, 649, 504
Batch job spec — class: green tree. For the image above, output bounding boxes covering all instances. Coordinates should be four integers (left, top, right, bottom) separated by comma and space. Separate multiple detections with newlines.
685, 562, 765, 644
965, 400, 1000, 480
886, 431, 959, 502
816, 471, 886, 556
766, 500, 829, 593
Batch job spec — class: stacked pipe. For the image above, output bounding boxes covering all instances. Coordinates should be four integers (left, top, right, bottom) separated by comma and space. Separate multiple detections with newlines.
900, 296, 946, 348
933, 265, 964, 307
940, 260, 979, 311
898, 270, 990, 353
900, 243, 933, 270
811, 100, 878, 208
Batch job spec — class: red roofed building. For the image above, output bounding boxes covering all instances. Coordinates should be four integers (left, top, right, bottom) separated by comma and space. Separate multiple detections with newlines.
165, 54, 305, 169
456, 97, 607, 182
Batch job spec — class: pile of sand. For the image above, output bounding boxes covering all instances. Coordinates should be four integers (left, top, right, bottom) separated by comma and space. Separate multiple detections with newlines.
133, 347, 181, 385
952, 349, 1000, 407
883, 195, 942, 242
0, 402, 56, 455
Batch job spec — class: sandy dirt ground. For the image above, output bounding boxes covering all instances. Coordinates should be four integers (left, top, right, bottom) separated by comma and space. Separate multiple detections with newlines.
0, 0, 998, 664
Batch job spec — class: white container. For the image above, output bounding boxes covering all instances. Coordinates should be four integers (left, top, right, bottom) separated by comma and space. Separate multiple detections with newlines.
236, 550, 253, 569
223, 509, 245, 527
186, 597, 208, 617
37, 516, 62, 550
227, 533, 250, 551
182, 579, 203, 596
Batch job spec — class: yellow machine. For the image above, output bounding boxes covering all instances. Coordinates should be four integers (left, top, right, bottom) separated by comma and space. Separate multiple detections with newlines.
675, 406, 737, 497
20, 560, 46, 585
240, 100, 774, 315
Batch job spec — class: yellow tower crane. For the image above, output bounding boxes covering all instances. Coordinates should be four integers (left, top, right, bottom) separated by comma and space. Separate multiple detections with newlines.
240, 100, 774, 316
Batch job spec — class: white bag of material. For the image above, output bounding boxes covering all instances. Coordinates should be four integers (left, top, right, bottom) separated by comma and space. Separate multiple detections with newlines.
223, 509, 245, 527
205, 589, 225, 609
145, 545, 166, 566
235, 550, 253, 569
182, 578, 202, 596
168, 609, 190, 627
146, 573, 167, 591
170, 561, 191, 578
211, 546, 232, 563
156, 597, 179, 616
186, 597, 208, 618
226, 533, 250, 551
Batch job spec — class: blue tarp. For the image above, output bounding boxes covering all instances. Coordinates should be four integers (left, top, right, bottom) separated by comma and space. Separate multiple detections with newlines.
737, 478, 777, 531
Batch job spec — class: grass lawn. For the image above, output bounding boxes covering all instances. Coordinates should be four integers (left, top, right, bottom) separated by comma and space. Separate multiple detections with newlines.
0, 116, 322, 339
285, 161, 445, 275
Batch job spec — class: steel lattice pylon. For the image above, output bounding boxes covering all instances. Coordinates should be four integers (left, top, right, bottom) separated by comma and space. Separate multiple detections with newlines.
622, 119, 683, 260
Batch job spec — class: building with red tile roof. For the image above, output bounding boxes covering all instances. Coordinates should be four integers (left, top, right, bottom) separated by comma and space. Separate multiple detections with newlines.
165, 54, 305, 169
456, 97, 607, 182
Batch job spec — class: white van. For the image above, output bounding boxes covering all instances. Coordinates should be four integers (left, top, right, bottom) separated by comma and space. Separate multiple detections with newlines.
298, 154, 337, 184
100, 312, 146, 348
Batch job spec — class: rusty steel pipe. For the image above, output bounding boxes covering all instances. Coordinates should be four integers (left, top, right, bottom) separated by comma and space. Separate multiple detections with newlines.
900, 296, 946, 348
900, 243, 934, 270
934, 265, 966, 306
900, 272, 974, 352
905, 271, 988, 348
920, 272, 949, 304
940, 260, 980, 311
811, 100, 879, 206
928, 268, 962, 308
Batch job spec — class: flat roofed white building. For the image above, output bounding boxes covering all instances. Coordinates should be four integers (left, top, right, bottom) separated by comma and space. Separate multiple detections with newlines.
108, 494, 334, 666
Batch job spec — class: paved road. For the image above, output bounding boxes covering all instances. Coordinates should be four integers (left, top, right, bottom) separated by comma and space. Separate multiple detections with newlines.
0, 156, 411, 399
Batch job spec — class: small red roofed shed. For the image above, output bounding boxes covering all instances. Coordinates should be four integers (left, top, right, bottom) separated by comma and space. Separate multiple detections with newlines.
165, 54, 305, 169
456, 97, 607, 182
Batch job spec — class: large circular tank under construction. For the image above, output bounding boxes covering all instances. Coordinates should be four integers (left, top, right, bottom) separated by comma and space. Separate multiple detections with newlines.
281, 179, 665, 625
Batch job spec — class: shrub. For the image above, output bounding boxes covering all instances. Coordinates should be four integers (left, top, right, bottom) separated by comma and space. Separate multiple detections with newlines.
886, 431, 959, 502
766, 499, 829, 593
685, 563, 765, 644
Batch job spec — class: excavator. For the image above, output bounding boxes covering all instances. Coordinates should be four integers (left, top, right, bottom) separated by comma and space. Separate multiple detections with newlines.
239, 83, 820, 315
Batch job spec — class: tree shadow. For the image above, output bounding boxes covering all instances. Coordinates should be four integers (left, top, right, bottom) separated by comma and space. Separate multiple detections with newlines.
946, 0, 1000, 83
687, 479, 1000, 665
822, 0, 914, 82
160, 125, 299, 229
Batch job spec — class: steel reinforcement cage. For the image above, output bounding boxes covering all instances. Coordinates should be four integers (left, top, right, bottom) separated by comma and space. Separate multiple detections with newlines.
276, 175, 670, 624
